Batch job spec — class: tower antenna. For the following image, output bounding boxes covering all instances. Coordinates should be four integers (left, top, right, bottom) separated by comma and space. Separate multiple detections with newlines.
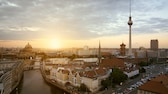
129, 0, 132, 16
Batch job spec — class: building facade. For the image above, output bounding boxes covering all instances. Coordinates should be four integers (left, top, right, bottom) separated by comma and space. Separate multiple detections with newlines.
150, 39, 158, 51
0, 60, 24, 94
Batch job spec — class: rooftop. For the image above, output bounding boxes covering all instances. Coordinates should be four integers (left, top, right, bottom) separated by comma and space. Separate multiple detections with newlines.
99, 58, 125, 69
138, 74, 168, 94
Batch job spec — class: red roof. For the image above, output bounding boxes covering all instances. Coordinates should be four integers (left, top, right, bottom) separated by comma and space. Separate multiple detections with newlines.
82, 68, 107, 78
95, 68, 106, 76
138, 74, 168, 94
152, 74, 168, 86
84, 70, 97, 78
100, 58, 125, 68
139, 80, 168, 94
101, 52, 111, 56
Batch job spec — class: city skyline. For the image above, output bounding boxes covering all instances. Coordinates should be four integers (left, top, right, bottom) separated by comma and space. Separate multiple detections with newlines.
0, 0, 168, 48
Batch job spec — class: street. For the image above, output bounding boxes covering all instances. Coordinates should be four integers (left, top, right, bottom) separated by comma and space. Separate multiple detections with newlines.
100, 62, 168, 94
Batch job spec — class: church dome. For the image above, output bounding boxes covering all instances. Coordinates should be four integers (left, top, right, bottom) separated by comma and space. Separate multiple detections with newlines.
22, 42, 33, 52
25, 43, 32, 49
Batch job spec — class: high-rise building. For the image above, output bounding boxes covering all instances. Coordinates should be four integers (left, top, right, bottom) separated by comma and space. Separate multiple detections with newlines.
150, 39, 158, 51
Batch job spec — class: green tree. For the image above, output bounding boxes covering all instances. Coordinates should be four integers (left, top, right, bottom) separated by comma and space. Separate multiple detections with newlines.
138, 61, 152, 66
68, 54, 76, 60
100, 68, 128, 90
101, 78, 111, 88
110, 68, 128, 84
79, 83, 90, 92
139, 67, 146, 73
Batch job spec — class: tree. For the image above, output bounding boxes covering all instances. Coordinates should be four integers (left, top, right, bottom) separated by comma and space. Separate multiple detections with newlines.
110, 68, 128, 84
101, 78, 111, 88
79, 83, 90, 92
139, 67, 146, 73
100, 68, 128, 90
68, 54, 76, 60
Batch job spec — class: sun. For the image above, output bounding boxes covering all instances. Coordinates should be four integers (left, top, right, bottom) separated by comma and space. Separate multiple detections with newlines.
48, 39, 61, 49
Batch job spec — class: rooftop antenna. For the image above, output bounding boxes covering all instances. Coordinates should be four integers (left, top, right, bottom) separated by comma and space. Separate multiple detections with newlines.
129, 0, 132, 16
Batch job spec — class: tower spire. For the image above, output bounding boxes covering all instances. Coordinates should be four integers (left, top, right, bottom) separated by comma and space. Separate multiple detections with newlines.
98, 40, 101, 63
129, 0, 132, 16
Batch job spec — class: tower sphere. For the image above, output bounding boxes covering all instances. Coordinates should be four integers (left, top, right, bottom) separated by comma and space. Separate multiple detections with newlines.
128, 17, 133, 25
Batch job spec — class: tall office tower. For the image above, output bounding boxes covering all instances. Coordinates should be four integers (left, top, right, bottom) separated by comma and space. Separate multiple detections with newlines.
128, 0, 133, 56
150, 39, 158, 51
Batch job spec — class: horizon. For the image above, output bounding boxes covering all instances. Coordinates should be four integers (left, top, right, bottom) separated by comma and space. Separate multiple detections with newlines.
0, 0, 168, 48
0, 42, 167, 49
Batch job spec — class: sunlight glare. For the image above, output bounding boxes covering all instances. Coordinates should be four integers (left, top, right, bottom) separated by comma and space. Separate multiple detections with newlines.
48, 39, 61, 49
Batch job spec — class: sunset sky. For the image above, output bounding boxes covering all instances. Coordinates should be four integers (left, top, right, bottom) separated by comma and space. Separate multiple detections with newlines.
0, 0, 168, 48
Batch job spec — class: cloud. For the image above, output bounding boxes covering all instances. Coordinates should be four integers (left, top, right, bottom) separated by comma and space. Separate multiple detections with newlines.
0, 0, 167, 40
133, 17, 168, 34
0, 0, 20, 7
0, 26, 41, 40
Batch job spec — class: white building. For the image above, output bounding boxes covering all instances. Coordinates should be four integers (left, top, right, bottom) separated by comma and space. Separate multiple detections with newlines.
124, 69, 139, 78
45, 58, 70, 65
159, 49, 167, 58
74, 58, 98, 63
43, 58, 70, 71
77, 46, 97, 56
147, 50, 158, 58
124, 62, 139, 78
0, 60, 24, 94
82, 77, 99, 92
136, 50, 146, 58
49, 65, 112, 93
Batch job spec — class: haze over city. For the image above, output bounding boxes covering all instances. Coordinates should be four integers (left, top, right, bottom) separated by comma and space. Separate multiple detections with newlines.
0, 0, 168, 48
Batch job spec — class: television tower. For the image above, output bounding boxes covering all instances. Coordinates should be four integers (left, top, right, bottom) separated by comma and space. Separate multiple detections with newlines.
128, 0, 133, 56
